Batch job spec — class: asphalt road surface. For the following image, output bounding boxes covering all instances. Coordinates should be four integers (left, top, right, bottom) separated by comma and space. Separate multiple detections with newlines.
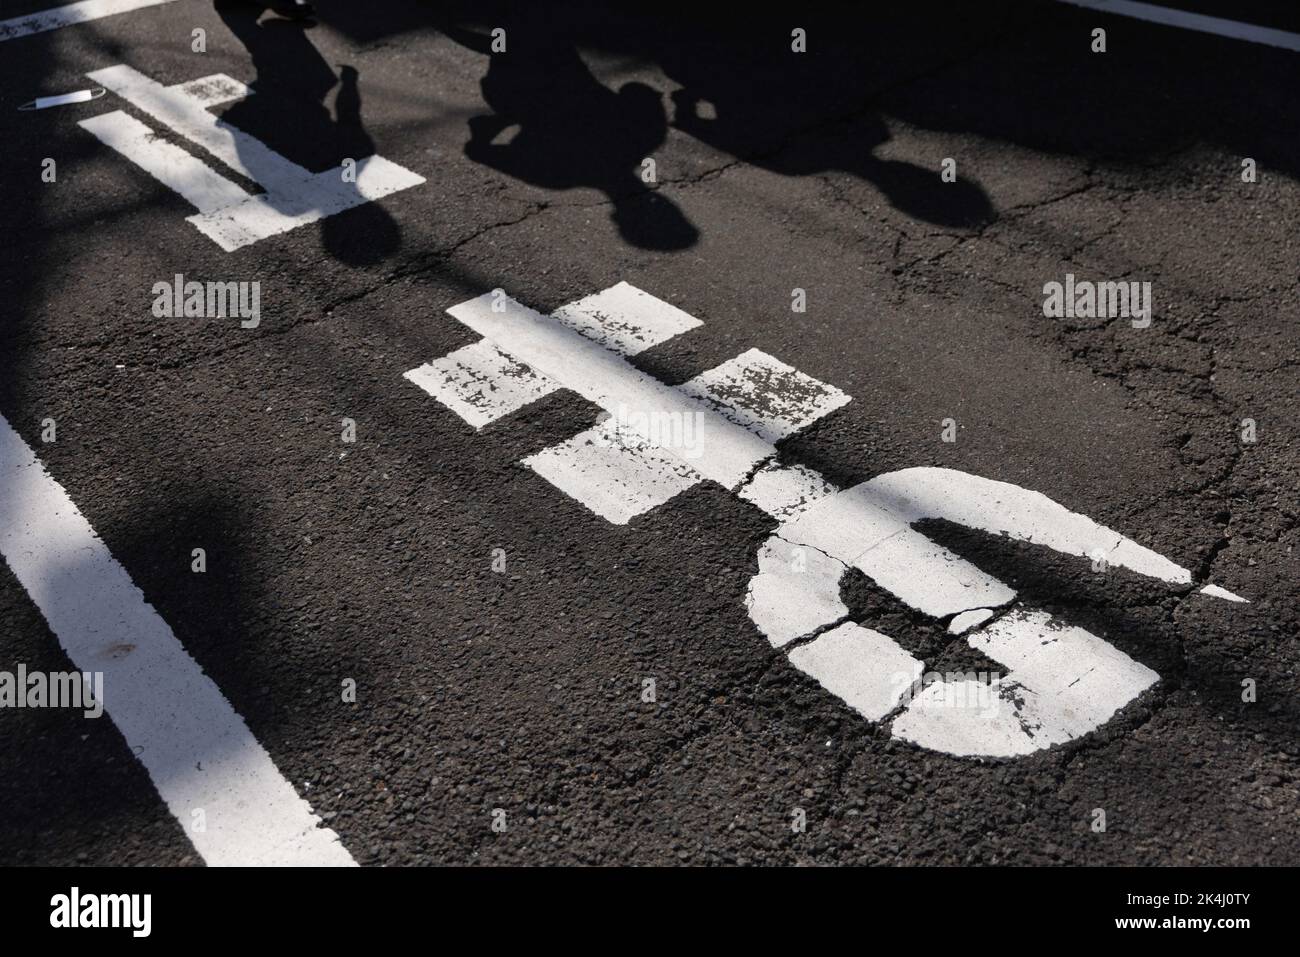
0, 0, 1297, 867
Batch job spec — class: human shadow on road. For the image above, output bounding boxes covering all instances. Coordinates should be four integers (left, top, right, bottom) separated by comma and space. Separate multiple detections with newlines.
438, 13, 700, 252
657, 26, 995, 229
417, 2, 994, 238
215, 4, 401, 266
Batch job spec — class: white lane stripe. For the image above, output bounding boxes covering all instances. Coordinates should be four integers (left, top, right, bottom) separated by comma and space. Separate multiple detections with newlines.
1052, 0, 1300, 53
0, 0, 178, 42
523, 422, 702, 525
173, 74, 252, 109
551, 281, 703, 356
404, 340, 558, 430
88, 63, 317, 198
79, 111, 252, 215
447, 292, 776, 490
186, 155, 425, 252
85, 64, 425, 252
0, 415, 355, 867
679, 348, 851, 445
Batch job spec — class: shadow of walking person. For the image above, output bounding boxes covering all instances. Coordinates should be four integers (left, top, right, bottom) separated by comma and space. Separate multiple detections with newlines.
215, 3, 401, 265
320, 65, 401, 265
445, 17, 698, 252
660, 24, 994, 230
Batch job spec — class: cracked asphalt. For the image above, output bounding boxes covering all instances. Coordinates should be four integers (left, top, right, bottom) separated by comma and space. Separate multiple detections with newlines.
0, 0, 1297, 866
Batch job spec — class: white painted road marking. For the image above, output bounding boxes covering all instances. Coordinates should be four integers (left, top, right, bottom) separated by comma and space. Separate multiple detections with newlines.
79, 65, 424, 251
0, 414, 356, 866
80, 111, 252, 214
0, 0, 178, 42
525, 421, 702, 525
404, 339, 558, 430
678, 348, 850, 445
1053, 0, 1300, 53
551, 281, 703, 356
762, 468, 1182, 755
892, 610, 1159, 757
407, 283, 1246, 757
442, 290, 779, 490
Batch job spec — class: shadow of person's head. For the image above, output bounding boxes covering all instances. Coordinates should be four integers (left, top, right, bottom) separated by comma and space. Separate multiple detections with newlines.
320, 202, 402, 266
861, 157, 995, 229
610, 191, 698, 252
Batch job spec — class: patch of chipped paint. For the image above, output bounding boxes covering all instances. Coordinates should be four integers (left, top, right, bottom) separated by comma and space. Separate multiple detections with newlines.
948, 608, 996, 634
1200, 583, 1248, 603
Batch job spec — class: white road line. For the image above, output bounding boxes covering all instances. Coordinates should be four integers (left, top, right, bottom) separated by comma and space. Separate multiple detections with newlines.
1052, 0, 1300, 53
88, 63, 321, 204
0, 0, 178, 42
551, 281, 703, 356
524, 422, 701, 525
0, 414, 355, 866
446, 292, 776, 490
83, 65, 425, 251
79, 111, 252, 215
679, 348, 850, 445
404, 340, 558, 431
187, 155, 425, 252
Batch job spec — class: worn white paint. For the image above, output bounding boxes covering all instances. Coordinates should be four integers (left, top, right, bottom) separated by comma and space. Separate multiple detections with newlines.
551, 281, 703, 356
775, 466, 1192, 621
0, 414, 355, 865
411, 283, 1248, 758
403, 340, 557, 430
737, 460, 835, 522
523, 421, 701, 525
422, 291, 849, 530
173, 74, 250, 109
0, 0, 178, 42
445, 291, 777, 489
81, 66, 423, 251
760, 466, 1210, 755
947, 608, 996, 634
187, 156, 425, 251
1200, 583, 1248, 603
787, 622, 922, 722
892, 611, 1160, 757
678, 348, 850, 444
80, 111, 252, 214
744, 535, 849, 648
